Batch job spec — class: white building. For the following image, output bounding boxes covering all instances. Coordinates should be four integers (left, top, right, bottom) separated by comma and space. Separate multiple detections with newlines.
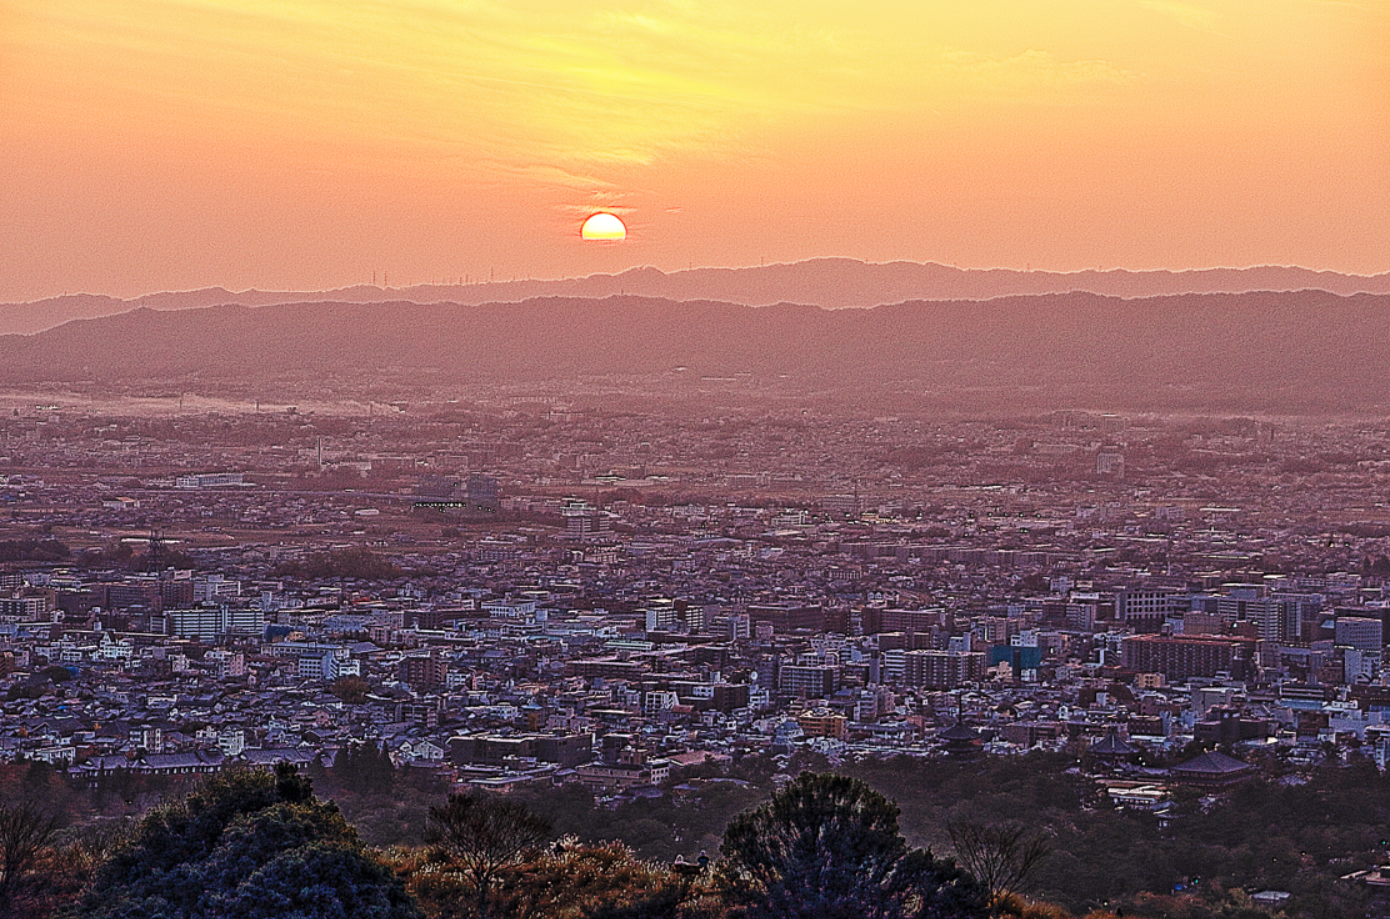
175, 472, 246, 488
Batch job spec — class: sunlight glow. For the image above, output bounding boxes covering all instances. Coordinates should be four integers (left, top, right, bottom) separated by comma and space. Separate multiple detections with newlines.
581, 213, 627, 241
0, 0, 1385, 298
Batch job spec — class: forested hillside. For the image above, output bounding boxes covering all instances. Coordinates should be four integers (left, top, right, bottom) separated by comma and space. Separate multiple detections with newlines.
2, 753, 1387, 919
1, 291, 1389, 412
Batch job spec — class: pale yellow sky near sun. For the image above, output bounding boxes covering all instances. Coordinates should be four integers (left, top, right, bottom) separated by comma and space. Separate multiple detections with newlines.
1, 0, 1386, 298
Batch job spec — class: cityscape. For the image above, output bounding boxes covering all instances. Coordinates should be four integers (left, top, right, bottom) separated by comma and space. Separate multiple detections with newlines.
3, 0, 1387, 916
8, 394, 1390, 792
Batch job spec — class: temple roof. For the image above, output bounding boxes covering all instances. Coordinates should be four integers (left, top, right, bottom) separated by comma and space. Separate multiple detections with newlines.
1091, 728, 1141, 756
937, 720, 981, 742
1173, 750, 1252, 775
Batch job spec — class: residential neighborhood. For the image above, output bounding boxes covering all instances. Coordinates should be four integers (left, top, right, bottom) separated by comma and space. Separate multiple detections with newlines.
5, 400, 1390, 811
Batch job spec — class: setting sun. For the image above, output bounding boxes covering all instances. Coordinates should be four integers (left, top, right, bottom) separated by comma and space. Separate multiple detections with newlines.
581, 213, 627, 241
0, 1, 1384, 297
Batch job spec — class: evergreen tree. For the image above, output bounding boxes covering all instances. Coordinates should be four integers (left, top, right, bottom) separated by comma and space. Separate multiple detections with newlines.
334, 741, 397, 795
717, 772, 987, 919
66, 764, 420, 919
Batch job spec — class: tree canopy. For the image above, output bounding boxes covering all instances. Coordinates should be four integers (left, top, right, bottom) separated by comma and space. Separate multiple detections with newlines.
13, 751, 1379, 919
717, 772, 988, 919
67, 764, 421, 919
273, 548, 402, 581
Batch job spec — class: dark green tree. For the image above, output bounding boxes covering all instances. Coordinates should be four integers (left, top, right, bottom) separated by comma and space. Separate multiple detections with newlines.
329, 675, 372, 704
66, 764, 421, 919
0, 539, 70, 562
274, 548, 401, 581
38, 665, 72, 684
717, 772, 988, 919
334, 741, 397, 795
425, 792, 552, 919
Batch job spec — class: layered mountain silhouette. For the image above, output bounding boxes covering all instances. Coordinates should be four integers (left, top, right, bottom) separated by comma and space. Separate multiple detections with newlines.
3, 259, 1388, 335
0, 290, 1386, 412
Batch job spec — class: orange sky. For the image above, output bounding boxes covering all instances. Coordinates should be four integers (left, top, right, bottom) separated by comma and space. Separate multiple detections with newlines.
1, 0, 1387, 300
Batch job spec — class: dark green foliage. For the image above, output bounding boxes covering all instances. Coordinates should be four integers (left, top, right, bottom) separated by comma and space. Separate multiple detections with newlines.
717, 772, 988, 919
29, 749, 1390, 919
274, 548, 402, 580
512, 769, 765, 860
296, 750, 449, 848
333, 742, 397, 796
66, 764, 420, 919
193, 806, 412, 918
329, 675, 372, 704
406, 754, 1390, 919
888, 848, 995, 919
0, 539, 69, 562
133, 546, 195, 572
73, 539, 194, 571
841, 753, 1390, 919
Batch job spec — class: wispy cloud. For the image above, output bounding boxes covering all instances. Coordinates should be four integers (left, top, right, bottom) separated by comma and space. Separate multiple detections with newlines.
1135, 0, 1224, 34
7, 1, 1147, 180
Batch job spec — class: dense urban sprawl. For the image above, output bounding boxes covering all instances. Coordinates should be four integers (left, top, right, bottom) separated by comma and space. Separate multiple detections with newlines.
5, 395, 1390, 825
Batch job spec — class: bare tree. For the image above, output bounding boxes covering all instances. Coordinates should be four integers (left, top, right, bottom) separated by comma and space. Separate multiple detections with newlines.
0, 800, 61, 918
946, 822, 1051, 900
426, 792, 552, 919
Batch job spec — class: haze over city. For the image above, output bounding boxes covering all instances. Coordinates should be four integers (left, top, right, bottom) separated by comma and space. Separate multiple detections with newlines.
5, 4, 1390, 919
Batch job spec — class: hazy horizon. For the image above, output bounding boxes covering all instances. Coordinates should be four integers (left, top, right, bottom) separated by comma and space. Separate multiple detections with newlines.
9, 257, 1390, 307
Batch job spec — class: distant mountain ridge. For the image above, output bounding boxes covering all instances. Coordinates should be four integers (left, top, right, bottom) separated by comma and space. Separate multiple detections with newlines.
3, 259, 1387, 335
1, 290, 1387, 412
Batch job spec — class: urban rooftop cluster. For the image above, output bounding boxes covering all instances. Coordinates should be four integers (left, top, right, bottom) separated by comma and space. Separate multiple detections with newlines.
5, 399, 1390, 810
